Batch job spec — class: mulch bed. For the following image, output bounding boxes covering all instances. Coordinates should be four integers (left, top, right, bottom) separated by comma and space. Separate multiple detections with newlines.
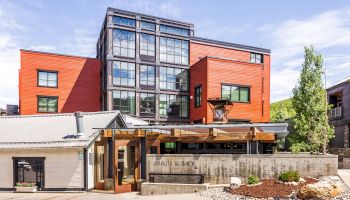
230, 178, 317, 198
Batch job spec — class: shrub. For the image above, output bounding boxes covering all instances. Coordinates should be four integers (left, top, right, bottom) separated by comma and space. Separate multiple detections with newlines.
247, 175, 260, 185
278, 170, 300, 182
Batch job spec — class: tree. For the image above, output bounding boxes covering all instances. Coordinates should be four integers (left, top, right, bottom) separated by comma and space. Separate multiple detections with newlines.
289, 46, 334, 154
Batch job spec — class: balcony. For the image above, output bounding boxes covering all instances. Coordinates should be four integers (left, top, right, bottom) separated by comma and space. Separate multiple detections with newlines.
329, 107, 342, 119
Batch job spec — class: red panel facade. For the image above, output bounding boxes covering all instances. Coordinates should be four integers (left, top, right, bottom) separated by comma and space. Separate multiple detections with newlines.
190, 42, 270, 124
19, 50, 101, 115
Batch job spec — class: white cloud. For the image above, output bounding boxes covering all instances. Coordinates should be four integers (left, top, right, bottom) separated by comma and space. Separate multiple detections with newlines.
259, 8, 350, 102
29, 45, 56, 52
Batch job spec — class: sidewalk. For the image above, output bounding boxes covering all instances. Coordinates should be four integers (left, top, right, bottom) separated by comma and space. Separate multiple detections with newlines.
338, 169, 350, 189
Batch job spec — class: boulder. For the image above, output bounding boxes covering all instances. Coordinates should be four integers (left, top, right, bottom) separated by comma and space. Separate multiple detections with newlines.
230, 177, 241, 187
298, 181, 343, 200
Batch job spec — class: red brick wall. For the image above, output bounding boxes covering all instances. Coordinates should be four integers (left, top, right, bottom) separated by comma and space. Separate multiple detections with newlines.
190, 42, 270, 124
19, 50, 101, 115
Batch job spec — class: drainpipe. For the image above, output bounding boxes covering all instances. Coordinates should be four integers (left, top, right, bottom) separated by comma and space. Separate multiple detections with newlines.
74, 112, 84, 137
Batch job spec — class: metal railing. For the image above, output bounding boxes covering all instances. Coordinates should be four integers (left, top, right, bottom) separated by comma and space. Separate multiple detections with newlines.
330, 107, 342, 118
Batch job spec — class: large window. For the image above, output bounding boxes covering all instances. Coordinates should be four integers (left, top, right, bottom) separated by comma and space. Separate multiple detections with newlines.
140, 21, 155, 31
112, 91, 135, 115
160, 25, 189, 36
37, 96, 58, 113
222, 85, 250, 103
112, 16, 135, 27
113, 29, 135, 58
159, 94, 188, 118
250, 53, 263, 63
14, 157, 44, 189
195, 85, 202, 107
159, 67, 188, 91
140, 65, 155, 87
160, 37, 189, 65
140, 93, 155, 116
113, 61, 135, 87
140, 33, 155, 57
38, 71, 57, 87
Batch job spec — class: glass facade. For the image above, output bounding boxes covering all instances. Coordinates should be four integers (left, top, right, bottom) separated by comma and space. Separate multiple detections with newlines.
140, 65, 155, 87
222, 85, 250, 103
140, 21, 155, 30
113, 16, 136, 27
113, 29, 135, 58
38, 96, 58, 112
159, 94, 188, 117
140, 33, 155, 56
38, 71, 57, 87
160, 24, 189, 36
112, 90, 136, 114
160, 37, 189, 65
140, 93, 155, 116
113, 61, 135, 87
159, 67, 188, 91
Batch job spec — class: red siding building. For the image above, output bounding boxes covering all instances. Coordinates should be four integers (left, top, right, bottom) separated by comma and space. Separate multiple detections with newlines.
190, 39, 270, 124
19, 50, 101, 115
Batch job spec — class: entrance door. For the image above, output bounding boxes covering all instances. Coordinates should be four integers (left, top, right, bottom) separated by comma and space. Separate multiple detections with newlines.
13, 157, 45, 190
115, 141, 139, 193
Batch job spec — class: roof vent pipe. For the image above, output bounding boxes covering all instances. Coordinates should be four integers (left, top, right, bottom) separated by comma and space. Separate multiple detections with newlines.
74, 112, 84, 137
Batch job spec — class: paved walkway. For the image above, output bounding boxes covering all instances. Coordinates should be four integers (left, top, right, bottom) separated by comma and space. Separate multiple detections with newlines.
338, 169, 350, 189
0, 191, 211, 200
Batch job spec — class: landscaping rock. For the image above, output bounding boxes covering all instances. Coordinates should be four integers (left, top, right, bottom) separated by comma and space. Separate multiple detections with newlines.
298, 180, 343, 200
299, 177, 306, 183
230, 177, 241, 187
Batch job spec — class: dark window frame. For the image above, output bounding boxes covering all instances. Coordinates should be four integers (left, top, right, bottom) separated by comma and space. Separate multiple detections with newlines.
140, 21, 156, 31
37, 70, 58, 88
112, 16, 136, 27
13, 157, 45, 189
159, 66, 189, 91
221, 84, 251, 103
112, 61, 136, 87
140, 65, 155, 88
159, 94, 189, 118
140, 33, 156, 57
250, 53, 263, 64
139, 92, 156, 117
112, 90, 136, 115
112, 29, 136, 58
37, 96, 58, 113
194, 85, 202, 108
159, 37, 189, 65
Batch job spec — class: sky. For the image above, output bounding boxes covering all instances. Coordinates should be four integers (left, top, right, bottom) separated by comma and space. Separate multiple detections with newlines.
1, 0, 350, 108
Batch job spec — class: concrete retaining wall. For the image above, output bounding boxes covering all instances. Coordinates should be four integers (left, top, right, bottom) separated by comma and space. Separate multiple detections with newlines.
141, 182, 209, 196
146, 153, 338, 184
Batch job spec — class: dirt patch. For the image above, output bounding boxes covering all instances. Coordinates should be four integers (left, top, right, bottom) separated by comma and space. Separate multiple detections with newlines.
230, 178, 317, 198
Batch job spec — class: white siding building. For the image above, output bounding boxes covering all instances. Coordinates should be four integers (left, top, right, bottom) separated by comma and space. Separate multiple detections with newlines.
0, 111, 126, 191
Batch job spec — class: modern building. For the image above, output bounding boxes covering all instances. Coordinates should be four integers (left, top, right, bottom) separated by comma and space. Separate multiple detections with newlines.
19, 50, 101, 115
327, 76, 350, 167
19, 7, 271, 125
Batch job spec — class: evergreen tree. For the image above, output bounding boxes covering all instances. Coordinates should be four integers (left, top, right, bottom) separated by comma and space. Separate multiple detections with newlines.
289, 46, 334, 154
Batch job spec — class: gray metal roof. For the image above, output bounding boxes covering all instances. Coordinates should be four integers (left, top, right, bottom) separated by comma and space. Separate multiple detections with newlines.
191, 37, 271, 54
0, 111, 121, 149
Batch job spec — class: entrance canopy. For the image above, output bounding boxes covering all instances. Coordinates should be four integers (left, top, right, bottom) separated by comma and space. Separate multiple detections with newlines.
96, 123, 289, 143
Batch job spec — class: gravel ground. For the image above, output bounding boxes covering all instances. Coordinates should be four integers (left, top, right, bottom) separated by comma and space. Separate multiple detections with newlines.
198, 176, 350, 200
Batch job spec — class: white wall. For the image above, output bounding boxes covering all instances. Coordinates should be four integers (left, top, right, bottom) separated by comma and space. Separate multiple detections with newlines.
87, 143, 95, 190
0, 148, 85, 189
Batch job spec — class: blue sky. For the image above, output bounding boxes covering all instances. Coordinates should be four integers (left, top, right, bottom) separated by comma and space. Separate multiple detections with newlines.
1, 0, 350, 108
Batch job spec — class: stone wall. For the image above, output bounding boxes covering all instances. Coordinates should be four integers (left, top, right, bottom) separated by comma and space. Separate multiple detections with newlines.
146, 153, 338, 184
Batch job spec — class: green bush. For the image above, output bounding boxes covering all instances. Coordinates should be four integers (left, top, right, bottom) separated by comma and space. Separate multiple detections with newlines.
248, 175, 260, 185
278, 170, 300, 182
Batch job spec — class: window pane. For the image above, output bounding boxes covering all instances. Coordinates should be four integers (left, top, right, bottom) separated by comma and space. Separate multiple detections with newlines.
222, 85, 231, 99
231, 87, 240, 101
240, 88, 249, 102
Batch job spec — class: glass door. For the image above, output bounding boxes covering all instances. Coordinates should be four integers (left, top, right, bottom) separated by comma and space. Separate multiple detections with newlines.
117, 145, 136, 186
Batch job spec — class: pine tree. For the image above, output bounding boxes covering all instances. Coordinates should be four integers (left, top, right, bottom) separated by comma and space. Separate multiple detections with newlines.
289, 46, 334, 154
